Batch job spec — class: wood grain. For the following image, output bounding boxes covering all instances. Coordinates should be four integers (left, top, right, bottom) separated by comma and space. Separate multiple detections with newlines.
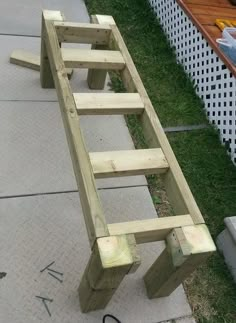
90, 148, 169, 178
10, 49, 73, 78
43, 11, 109, 246
107, 20, 205, 224
144, 225, 216, 298
108, 215, 194, 244
74, 92, 144, 115
54, 21, 111, 44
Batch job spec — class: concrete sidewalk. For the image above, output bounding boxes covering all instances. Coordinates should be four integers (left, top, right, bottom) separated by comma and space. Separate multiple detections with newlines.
0, 1, 195, 322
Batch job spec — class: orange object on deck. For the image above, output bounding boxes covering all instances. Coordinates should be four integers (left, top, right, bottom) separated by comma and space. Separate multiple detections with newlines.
215, 18, 236, 31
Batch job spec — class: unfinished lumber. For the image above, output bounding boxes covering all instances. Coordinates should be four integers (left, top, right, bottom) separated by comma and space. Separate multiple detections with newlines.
10, 11, 216, 311
42, 11, 109, 245
10, 50, 40, 71
105, 17, 204, 224
90, 148, 169, 178
61, 48, 125, 70
144, 224, 216, 298
54, 21, 111, 44
107, 215, 194, 244
74, 93, 144, 115
10, 49, 73, 78
87, 15, 116, 90
79, 234, 141, 312
40, 10, 64, 88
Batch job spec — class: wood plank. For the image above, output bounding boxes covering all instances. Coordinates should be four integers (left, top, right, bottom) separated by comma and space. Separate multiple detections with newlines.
177, 0, 236, 77
87, 235, 140, 289
79, 234, 140, 312
144, 225, 216, 298
74, 93, 144, 115
196, 14, 236, 26
79, 273, 115, 313
104, 18, 205, 224
61, 48, 125, 70
90, 148, 169, 178
10, 49, 73, 78
40, 10, 64, 88
107, 215, 194, 244
95, 15, 116, 25
43, 12, 109, 246
86, 15, 115, 90
188, 4, 236, 17
184, 0, 235, 9
204, 25, 223, 39
54, 21, 111, 44
10, 49, 40, 71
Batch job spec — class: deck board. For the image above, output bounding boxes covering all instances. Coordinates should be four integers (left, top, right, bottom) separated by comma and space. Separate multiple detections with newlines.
184, 0, 234, 8
177, 0, 236, 76
196, 14, 235, 26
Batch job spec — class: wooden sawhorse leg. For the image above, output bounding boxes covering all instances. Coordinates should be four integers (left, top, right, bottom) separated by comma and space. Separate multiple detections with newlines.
79, 234, 140, 312
87, 15, 116, 90
144, 224, 216, 298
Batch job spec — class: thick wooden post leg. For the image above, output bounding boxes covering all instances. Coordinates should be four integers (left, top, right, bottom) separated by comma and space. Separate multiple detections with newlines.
79, 234, 140, 313
87, 15, 116, 90
144, 224, 216, 298
87, 40, 107, 90
40, 10, 64, 88
87, 61, 107, 90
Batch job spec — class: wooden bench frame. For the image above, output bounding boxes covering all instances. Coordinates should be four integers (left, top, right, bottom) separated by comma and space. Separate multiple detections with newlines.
13, 10, 216, 313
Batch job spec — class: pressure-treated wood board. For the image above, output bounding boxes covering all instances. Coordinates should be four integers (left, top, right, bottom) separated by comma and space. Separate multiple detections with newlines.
106, 20, 205, 224
43, 16, 109, 245
74, 93, 144, 115
107, 214, 194, 244
90, 148, 169, 178
54, 21, 111, 44
10, 49, 40, 71
10, 49, 73, 77
61, 48, 125, 69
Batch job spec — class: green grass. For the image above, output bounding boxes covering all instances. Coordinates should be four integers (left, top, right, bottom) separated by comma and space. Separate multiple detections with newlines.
86, 0, 206, 127
168, 129, 236, 322
168, 129, 236, 238
85, 0, 236, 321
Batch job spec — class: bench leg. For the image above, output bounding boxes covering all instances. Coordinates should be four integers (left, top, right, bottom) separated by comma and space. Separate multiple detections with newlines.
144, 224, 216, 298
87, 44, 107, 90
40, 11, 64, 88
79, 234, 140, 312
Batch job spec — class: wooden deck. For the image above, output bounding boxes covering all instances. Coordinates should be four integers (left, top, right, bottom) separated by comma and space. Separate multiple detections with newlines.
177, 0, 236, 76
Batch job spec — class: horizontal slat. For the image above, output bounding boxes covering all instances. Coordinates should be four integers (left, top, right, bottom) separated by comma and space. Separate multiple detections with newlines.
108, 215, 194, 244
90, 148, 169, 178
74, 93, 144, 115
54, 21, 111, 44
108, 21, 205, 224
10, 49, 73, 78
61, 48, 125, 69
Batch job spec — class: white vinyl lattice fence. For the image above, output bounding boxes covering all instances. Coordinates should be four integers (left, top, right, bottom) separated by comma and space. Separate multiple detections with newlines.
149, 0, 236, 164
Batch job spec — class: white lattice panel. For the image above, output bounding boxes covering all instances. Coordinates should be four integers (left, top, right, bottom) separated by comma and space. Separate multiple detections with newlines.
149, 0, 236, 164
